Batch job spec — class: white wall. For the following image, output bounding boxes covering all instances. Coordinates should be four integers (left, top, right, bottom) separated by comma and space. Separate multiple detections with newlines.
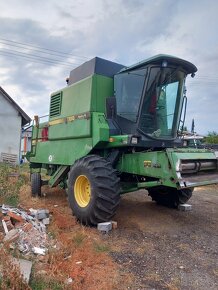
0, 93, 22, 164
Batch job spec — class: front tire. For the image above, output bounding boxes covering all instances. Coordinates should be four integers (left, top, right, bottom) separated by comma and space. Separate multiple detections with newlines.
148, 186, 193, 208
68, 155, 120, 225
31, 173, 42, 197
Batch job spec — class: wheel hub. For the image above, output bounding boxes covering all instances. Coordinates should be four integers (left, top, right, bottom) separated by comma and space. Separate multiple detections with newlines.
74, 175, 91, 207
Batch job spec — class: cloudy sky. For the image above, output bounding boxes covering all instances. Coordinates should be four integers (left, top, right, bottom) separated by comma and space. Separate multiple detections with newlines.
0, 0, 217, 134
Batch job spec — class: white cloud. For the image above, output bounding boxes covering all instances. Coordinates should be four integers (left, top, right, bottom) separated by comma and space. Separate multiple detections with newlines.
0, 0, 217, 134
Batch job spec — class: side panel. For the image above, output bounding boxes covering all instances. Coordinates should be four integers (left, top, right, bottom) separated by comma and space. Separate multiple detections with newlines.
29, 112, 110, 166
51, 76, 92, 121
117, 151, 177, 188
91, 75, 114, 114
48, 115, 91, 140
29, 138, 93, 165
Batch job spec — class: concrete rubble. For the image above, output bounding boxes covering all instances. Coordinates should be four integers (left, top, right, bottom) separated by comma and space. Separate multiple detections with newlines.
97, 221, 113, 233
12, 258, 33, 283
0, 204, 51, 256
97, 220, 118, 233
178, 203, 192, 211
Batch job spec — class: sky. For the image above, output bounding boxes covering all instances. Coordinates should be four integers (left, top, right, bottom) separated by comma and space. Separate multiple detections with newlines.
0, 0, 217, 134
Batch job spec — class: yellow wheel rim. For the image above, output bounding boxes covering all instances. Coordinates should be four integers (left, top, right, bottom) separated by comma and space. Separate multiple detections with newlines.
74, 175, 91, 207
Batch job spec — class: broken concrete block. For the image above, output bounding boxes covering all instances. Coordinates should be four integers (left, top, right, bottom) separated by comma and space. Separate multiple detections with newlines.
4, 229, 19, 243
37, 209, 49, 215
6, 220, 14, 231
97, 222, 112, 233
40, 222, 46, 232
8, 211, 24, 223
22, 223, 33, 232
32, 247, 46, 255
112, 221, 118, 229
178, 203, 192, 211
36, 210, 49, 220
18, 243, 30, 254
42, 218, 50, 225
29, 208, 38, 217
13, 258, 32, 283
36, 213, 47, 220
2, 220, 9, 233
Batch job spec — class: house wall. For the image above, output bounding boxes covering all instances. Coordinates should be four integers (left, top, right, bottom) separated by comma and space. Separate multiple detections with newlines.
0, 92, 22, 164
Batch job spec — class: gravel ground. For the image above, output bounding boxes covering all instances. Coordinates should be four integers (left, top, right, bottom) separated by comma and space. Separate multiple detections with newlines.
106, 185, 218, 290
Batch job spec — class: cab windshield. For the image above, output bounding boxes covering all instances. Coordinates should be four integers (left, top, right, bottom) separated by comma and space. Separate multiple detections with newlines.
139, 67, 185, 138
115, 68, 147, 122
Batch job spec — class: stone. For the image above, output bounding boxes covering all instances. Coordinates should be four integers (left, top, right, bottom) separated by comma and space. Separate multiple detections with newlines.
36, 213, 48, 220
178, 204, 192, 211
42, 218, 50, 225
97, 222, 112, 233
65, 277, 73, 284
32, 247, 46, 255
37, 209, 49, 215
3, 229, 19, 243
13, 258, 32, 283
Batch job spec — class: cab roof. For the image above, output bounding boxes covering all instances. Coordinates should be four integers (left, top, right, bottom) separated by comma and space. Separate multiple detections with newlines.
119, 54, 197, 74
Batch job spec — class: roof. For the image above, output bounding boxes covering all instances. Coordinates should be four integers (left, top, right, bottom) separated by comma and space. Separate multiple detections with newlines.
119, 54, 197, 74
0, 86, 31, 126
68, 57, 124, 85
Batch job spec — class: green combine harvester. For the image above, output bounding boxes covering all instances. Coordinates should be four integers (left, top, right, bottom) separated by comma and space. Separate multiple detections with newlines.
27, 55, 218, 225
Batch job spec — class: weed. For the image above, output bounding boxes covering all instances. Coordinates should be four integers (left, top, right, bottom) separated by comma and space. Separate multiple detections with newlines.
73, 232, 86, 246
30, 277, 65, 290
93, 242, 110, 253
0, 163, 27, 206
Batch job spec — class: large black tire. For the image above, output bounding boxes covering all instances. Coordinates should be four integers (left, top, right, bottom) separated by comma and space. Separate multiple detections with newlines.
68, 155, 120, 225
31, 173, 42, 197
148, 186, 193, 208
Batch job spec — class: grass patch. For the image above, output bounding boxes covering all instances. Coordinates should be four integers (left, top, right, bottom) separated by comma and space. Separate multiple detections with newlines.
30, 277, 65, 290
0, 164, 24, 206
93, 242, 110, 253
0, 163, 27, 206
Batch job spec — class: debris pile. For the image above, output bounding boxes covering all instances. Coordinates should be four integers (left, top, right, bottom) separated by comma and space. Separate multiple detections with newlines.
0, 204, 51, 255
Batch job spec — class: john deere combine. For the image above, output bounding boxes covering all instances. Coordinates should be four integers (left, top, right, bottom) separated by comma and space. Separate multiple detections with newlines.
27, 55, 218, 225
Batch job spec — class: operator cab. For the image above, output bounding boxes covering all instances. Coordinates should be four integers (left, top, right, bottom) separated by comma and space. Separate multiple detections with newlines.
113, 55, 197, 148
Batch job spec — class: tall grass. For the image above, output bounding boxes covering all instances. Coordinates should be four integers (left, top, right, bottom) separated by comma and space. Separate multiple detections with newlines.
0, 163, 27, 206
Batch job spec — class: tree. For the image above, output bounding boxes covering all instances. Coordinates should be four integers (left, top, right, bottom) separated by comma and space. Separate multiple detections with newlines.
204, 131, 218, 144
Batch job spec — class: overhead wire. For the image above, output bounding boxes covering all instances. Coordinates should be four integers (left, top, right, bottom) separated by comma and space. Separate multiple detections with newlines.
0, 37, 89, 60
0, 37, 91, 69
0, 48, 81, 67
0, 50, 77, 69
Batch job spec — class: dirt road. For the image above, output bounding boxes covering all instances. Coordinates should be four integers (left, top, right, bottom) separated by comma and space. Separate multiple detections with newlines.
108, 185, 218, 289
19, 184, 218, 289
